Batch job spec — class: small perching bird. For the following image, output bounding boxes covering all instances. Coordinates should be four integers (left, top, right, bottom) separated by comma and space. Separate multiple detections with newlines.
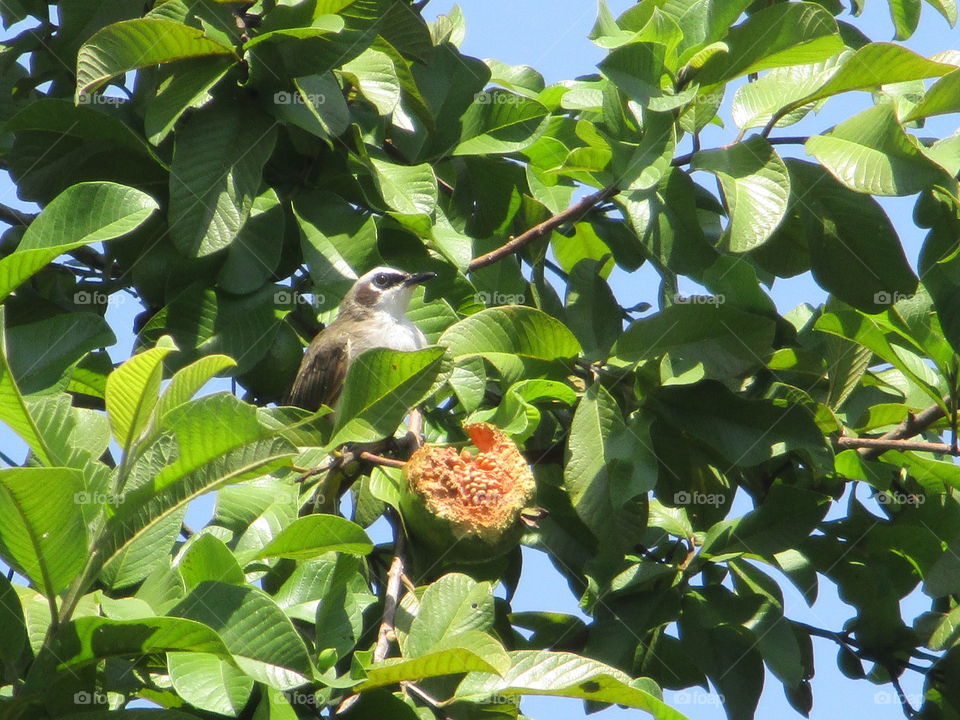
285, 266, 436, 412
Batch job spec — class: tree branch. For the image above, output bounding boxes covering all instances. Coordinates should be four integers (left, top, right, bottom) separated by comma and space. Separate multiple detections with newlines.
468, 184, 619, 271
0, 202, 35, 227
835, 402, 948, 460
373, 515, 406, 662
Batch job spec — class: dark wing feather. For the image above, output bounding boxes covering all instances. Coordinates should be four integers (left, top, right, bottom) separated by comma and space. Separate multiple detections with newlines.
285, 331, 350, 411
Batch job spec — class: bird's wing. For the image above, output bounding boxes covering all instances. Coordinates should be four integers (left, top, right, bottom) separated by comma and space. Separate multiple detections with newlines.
285, 332, 350, 411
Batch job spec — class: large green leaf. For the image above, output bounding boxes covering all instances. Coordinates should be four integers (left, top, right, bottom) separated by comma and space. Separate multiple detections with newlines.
358, 631, 511, 690
168, 99, 277, 257
48, 616, 232, 694
440, 306, 582, 382
0, 308, 56, 465
168, 651, 253, 716
904, 68, 960, 122
76, 18, 236, 97
612, 303, 775, 380
783, 159, 917, 312
169, 581, 313, 689
770, 43, 957, 124
565, 384, 656, 555
405, 573, 495, 658
0, 182, 158, 301
251, 515, 373, 561
453, 91, 550, 156
330, 347, 445, 446
456, 650, 687, 720
650, 381, 830, 468
806, 103, 950, 196
105, 336, 177, 457
0, 468, 87, 597
101, 394, 296, 569
367, 158, 438, 220
695, 3, 842, 85
692, 137, 790, 253
145, 57, 234, 145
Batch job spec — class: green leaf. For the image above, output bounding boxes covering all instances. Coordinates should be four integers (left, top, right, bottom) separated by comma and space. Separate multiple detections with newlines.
565, 384, 656, 554
105, 336, 178, 456
168, 652, 253, 716
440, 306, 582, 382
56, 616, 231, 669
612, 303, 775, 380
0, 572, 27, 677
101, 394, 296, 570
784, 159, 917, 312
252, 515, 373, 561
453, 91, 550, 155
889, 0, 922, 39
774, 43, 957, 121
0, 182, 158, 302
368, 158, 438, 220
0, 308, 55, 465
331, 347, 445, 446
76, 18, 236, 97
358, 631, 511, 690
169, 99, 277, 256
806, 103, 950, 196
170, 581, 313, 689
341, 47, 401, 116
650, 381, 830, 469
177, 533, 245, 590
456, 650, 687, 719
732, 55, 846, 131
0, 468, 86, 596
904, 68, 960, 122
696, 3, 842, 84
815, 309, 943, 407
692, 137, 790, 252
145, 57, 234, 145
406, 574, 495, 658
700, 484, 831, 559
156, 354, 237, 421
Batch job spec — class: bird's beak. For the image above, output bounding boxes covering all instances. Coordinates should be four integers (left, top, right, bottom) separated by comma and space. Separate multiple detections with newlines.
404, 272, 437, 286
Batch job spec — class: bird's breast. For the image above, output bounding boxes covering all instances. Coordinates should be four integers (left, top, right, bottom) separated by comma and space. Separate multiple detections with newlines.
346, 315, 427, 360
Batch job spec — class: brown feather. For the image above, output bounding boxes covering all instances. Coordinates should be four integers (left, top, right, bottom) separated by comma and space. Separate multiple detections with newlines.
284, 329, 350, 411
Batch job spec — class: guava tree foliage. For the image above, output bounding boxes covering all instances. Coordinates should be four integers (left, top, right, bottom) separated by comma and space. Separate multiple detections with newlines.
2, 0, 960, 719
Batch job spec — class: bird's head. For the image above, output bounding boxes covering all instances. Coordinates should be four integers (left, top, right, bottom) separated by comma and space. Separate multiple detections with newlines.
342, 266, 436, 320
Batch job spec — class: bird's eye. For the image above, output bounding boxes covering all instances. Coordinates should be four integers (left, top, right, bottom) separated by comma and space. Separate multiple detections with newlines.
373, 273, 391, 288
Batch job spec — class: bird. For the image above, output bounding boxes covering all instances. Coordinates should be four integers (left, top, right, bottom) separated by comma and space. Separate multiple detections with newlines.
285, 266, 436, 412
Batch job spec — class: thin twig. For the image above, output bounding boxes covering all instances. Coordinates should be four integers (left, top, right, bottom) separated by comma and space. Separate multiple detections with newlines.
672, 135, 810, 167
468, 185, 619, 271
834, 437, 955, 455
373, 517, 406, 662
835, 401, 949, 460
0, 202, 34, 227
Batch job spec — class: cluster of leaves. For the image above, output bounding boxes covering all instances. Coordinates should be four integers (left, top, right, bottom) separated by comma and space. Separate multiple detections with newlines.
1, 0, 960, 718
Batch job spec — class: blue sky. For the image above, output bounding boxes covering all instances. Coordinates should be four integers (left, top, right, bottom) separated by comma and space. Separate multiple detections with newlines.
0, 2, 956, 720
